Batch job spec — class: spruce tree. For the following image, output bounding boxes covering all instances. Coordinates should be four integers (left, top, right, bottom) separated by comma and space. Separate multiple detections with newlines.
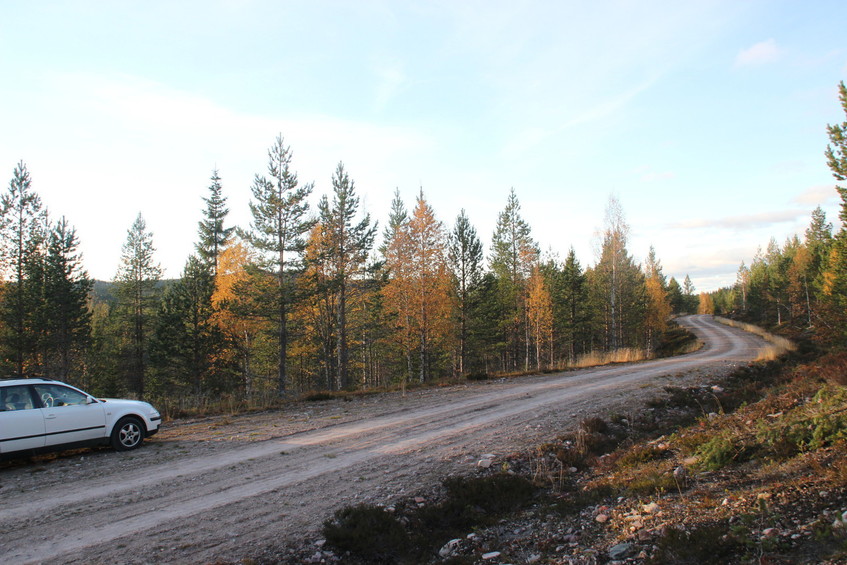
42, 217, 92, 382
150, 255, 213, 395
196, 169, 234, 276
667, 276, 687, 315
559, 248, 588, 362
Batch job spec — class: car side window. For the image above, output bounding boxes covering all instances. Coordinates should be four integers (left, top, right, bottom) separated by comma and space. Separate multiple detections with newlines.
33, 384, 88, 408
1, 385, 36, 411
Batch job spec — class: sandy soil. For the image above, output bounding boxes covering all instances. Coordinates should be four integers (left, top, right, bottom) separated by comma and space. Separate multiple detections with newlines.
0, 315, 768, 564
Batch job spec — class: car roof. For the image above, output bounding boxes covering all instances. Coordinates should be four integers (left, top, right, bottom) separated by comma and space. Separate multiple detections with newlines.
0, 378, 59, 387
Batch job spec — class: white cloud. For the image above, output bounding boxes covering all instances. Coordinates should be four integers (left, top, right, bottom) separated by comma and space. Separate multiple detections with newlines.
669, 209, 802, 230
735, 38, 782, 67
792, 183, 839, 205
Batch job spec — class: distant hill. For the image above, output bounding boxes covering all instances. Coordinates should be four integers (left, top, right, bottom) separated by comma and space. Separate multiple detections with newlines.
91, 280, 177, 304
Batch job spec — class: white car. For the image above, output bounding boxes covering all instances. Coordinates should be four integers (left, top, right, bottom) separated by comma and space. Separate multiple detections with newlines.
0, 378, 161, 455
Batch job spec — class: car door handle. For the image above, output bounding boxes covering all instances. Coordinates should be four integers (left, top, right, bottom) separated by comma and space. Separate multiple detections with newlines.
44, 414, 56, 419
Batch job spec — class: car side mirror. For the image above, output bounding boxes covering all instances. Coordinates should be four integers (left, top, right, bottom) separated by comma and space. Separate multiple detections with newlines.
86, 396, 98, 404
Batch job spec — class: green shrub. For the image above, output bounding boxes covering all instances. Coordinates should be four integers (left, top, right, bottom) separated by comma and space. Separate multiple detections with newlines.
616, 444, 668, 468
625, 469, 677, 496
696, 434, 740, 471
755, 386, 847, 459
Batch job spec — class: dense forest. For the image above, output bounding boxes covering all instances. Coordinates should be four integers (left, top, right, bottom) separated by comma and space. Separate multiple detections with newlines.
2, 82, 846, 404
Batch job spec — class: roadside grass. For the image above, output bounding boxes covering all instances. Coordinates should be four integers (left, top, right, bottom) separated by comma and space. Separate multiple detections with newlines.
565, 350, 847, 563
313, 325, 847, 564
714, 316, 796, 361
151, 322, 702, 420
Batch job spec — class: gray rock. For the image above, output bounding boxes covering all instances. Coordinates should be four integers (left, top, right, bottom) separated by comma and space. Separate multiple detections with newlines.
439, 538, 462, 558
608, 542, 634, 560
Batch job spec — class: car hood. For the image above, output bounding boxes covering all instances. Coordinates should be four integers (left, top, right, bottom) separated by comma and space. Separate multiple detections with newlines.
99, 398, 159, 414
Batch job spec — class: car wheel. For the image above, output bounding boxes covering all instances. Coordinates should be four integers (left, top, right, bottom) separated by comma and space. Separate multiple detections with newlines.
111, 416, 145, 451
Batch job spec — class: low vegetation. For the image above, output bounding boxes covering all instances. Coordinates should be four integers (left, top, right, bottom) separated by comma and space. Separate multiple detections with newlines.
317, 330, 847, 564
323, 474, 537, 564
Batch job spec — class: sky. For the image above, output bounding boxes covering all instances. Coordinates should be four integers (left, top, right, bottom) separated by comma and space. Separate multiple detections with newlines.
1, 0, 845, 291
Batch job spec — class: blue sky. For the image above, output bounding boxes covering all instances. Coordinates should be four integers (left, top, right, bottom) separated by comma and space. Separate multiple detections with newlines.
1, 0, 845, 290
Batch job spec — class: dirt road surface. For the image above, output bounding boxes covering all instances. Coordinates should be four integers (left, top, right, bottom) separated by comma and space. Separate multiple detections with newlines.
0, 315, 768, 564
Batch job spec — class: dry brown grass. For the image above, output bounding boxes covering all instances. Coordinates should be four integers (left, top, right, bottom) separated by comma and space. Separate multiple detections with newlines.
567, 347, 650, 369
714, 316, 795, 361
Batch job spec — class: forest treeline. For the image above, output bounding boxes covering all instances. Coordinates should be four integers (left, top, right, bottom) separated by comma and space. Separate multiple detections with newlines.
702, 83, 847, 350
2, 82, 846, 402
0, 152, 695, 400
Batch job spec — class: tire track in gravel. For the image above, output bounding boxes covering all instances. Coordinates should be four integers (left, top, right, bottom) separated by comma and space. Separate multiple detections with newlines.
0, 315, 767, 564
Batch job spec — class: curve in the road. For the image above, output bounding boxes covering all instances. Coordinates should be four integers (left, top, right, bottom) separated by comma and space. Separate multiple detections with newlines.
0, 315, 768, 564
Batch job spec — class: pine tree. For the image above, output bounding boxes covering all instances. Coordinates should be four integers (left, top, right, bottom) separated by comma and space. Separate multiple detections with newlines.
318, 163, 376, 390
241, 135, 314, 395
196, 169, 234, 276
822, 81, 847, 336
0, 161, 47, 376
380, 188, 408, 259
489, 188, 538, 371
114, 213, 162, 397
825, 81, 847, 228
448, 209, 483, 375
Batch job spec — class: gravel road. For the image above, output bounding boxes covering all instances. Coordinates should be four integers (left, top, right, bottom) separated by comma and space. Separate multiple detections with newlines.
0, 315, 768, 564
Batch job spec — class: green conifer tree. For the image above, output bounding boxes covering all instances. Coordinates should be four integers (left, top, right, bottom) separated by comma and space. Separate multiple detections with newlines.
0, 161, 47, 376
196, 169, 234, 276
114, 213, 162, 397
42, 217, 92, 382
241, 135, 314, 395
318, 162, 376, 390
448, 209, 483, 375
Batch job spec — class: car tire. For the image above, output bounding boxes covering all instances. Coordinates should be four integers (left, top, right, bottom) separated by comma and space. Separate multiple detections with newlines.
111, 416, 145, 451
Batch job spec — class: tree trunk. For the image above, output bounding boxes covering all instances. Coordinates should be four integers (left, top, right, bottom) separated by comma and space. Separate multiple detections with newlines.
337, 281, 348, 390
278, 273, 287, 396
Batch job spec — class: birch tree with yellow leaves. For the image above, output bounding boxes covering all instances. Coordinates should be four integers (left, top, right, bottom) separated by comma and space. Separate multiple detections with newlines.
527, 264, 554, 370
